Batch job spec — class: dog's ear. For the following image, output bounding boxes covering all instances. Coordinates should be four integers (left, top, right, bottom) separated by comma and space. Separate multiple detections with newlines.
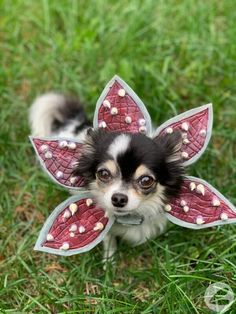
153, 104, 213, 166
153, 131, 184, 194
86, 127, 94, 136
93, 75, 152, 135
164, 176, 236, 229
154, 131, 182, 163
34, 193, 115, 256
30, 136, 86, 189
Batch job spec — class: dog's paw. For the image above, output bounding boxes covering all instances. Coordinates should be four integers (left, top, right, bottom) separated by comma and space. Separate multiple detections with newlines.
102, 256, 116, 270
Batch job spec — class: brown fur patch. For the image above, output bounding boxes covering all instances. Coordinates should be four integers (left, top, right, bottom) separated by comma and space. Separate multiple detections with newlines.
134, 165, 154, 180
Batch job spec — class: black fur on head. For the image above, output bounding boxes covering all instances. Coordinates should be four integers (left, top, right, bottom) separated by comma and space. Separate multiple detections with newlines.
152, 131, 185, 197
73, 128, 118, 182
73, 129, 184, 199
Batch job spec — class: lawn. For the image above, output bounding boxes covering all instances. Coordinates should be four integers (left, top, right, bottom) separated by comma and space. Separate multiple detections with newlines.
1, 0, 236, 312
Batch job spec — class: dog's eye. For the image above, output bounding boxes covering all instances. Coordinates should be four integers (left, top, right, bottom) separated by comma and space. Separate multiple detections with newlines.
138, 176, 155, 189
97, 169, 112, 182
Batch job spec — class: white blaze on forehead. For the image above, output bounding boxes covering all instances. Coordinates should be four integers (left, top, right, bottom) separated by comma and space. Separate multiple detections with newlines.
108, 134, 131, 160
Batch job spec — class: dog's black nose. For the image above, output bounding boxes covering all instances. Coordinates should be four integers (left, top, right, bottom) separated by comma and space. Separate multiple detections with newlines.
111, 193, 128, 208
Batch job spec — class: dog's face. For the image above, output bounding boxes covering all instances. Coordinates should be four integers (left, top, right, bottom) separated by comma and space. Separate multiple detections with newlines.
73, 129, 184, 216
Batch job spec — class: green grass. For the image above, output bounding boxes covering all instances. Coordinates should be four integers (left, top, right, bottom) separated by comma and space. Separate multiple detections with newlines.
1, 0, 236, 312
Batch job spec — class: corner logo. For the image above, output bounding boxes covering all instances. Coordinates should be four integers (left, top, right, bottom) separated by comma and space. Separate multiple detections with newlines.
204, 282, 234, 313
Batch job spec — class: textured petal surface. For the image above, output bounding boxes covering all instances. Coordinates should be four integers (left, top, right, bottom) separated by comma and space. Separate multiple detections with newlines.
30, 137, 85, 189
154, 104, 213, 166
93, 75, 152, 135
34, 194, 114, 256
165, 176, 236, 229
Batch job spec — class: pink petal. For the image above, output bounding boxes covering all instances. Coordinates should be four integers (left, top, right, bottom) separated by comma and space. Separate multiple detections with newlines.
165, 176, 236, 229
30, 137, 85, 189
34, 195, 114, 255
154, 104, 213, 166
93, 75, 152, 135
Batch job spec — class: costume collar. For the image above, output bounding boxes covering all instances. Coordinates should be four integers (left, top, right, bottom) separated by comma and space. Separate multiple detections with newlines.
115, 213, 144, 225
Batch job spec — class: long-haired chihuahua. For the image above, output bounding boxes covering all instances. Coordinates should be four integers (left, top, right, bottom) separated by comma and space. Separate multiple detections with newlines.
30, 93, 184, 261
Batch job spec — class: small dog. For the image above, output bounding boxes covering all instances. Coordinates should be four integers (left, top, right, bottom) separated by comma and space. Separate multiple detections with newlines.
30, 93, 184, 261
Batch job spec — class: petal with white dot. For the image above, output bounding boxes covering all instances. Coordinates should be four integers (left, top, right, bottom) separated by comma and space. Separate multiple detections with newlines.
70, 176, 78, 184
196, 184, 205, 196
99, 121, 107, 128
111, 107, 118, 115
56, 171, 63, 179
69, 224, 77, 232
46, 234, 54, 241
199, 129, 207, 137
68, 142, 76, 149
181, 122, 189, 131
183, 206, 189, 213
166, 127, 173, 134
181, 152, 189, 159
63, 210, 71, 219
118, 89, 126, 97
196, 215, 205, 225
183, 138, 190, 145
125, 116, 132, 124
40, 144, 48, 152
45, 151, 52, 159
164, 204, 172, 212
103, 99, 111, 108
212, 198, 220, 207
164, 176, 236, 230
190, 182, 196, 191
86, 198, 93, 207
138, 119, 146, 126
139, 126, 147, 134
153, 104, 213, 167
93, 222, 104, 231
69, 203, 78, 215
79, 226, 85, 233
60, 242, 70, 250
59, 140, 68, 148
220, 213, 228, 221
33, 191, 116, 255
